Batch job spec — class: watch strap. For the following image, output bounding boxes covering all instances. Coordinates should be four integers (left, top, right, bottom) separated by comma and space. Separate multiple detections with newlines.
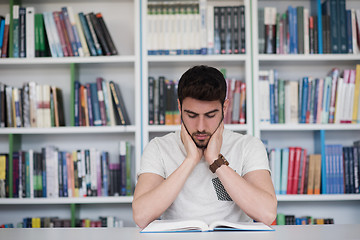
209, 154, 229, 173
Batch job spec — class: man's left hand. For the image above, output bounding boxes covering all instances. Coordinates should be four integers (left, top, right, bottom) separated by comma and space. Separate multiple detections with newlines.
204, 121, 224, 165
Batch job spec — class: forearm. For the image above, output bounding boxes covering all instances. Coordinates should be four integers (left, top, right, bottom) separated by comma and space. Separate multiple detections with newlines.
132, 158, 197, 228
216, 166, 277, 225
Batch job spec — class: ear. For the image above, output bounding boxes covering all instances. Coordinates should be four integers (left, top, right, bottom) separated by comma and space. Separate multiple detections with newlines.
223, 99, 229, 117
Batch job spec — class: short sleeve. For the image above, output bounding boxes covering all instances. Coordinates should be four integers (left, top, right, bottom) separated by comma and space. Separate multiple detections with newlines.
241, 137, 270, 176
137, 138, 166, 179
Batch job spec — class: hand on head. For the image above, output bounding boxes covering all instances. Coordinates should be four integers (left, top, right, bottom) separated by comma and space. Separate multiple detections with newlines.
204, 121, 224, 165
181, 123, 204, 164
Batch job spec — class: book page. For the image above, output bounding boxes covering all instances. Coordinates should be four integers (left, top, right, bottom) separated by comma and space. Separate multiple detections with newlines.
141, 219, 210, 232
209, 221, 274, 231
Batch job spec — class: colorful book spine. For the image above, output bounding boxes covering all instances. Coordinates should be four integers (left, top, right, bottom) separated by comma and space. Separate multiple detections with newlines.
78, 12, 97, 56
96, 78, 107, 126
1, 14, 10, 58
12, 5, 20, 58
89, 83, 102, 126
62, 7, 79, 56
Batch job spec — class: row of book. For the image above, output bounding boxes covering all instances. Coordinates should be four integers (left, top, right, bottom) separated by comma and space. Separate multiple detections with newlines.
224, 78, 246, 124
259, 66, 360, 124
325, 144, 360, 194
148, 75, 247, 125
259, 2, 360, 54
74, 78, 130, 127
148, 76, 180, 125
0, 216, 124, 228
0, 6, 117, 58
268, 141, 360, 195
269, 148, 322, 195
0, 142, 134, 198
274, 214, 334, 225
0, 83, 65, 128
147, 2, 245, 55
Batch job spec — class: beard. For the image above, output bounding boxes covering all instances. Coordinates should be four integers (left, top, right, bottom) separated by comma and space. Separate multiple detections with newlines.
181, 109, 224, 149
191, 131, 212, 149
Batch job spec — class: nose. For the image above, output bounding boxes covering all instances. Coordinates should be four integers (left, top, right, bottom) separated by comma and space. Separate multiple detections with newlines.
197, 116, 206, 132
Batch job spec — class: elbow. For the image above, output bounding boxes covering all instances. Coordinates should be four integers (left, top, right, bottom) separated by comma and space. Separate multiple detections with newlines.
133, 215, 148, 229
261, 198, 278, 226
132, 201, 152, 229
261, 210, 277, 226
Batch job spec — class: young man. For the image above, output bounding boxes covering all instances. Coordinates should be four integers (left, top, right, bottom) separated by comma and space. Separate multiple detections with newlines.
132, 65, 277, 229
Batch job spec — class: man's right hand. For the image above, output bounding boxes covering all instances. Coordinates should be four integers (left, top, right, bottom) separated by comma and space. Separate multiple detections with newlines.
180, 123, 203, 164
133, 124, 204, 229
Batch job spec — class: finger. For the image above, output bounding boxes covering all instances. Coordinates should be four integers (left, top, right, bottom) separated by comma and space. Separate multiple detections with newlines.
218, 121, 224, 136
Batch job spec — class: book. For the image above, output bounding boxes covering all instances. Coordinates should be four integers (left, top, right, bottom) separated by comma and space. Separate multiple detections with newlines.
96, 77, 107, 126
109, 81, 130, 125
85, 13, 102, 55
89, 83, 102, 126
89, 12, 110, 56
43, 12, 59, 57
0, 16, 5, 57
34, 13, 46, 57
141, 219, 273, 233
66, 6, 84, 57
1, 14, 10, 58
53, 11, 70, 57
258, 8, 265, 53
75, 13, 90, 57
12, 5, 20, 58
62, 7, 78, 56
102, 80, 115, 126
26, 7, 35, 58
79, 12, 97, 56
352, 65, 360, 123
264, 7, 276, 54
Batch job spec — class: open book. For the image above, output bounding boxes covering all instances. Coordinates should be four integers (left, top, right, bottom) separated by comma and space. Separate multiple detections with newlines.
140, 219, 274, 233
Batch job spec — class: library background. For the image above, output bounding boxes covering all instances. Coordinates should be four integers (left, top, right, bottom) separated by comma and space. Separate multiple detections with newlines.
0, 0, 359, 228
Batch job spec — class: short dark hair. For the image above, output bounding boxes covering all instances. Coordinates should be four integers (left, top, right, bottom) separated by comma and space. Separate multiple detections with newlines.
177, 65, 227, 106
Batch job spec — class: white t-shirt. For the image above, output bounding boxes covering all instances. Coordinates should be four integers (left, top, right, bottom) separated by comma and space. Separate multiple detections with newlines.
138, 129, 270, 224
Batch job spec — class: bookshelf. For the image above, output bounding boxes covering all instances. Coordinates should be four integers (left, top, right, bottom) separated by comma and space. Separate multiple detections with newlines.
0, 0, 140, 227
252, 0, 360, 224
141, 0, 253, 149
1, 0, 360, 228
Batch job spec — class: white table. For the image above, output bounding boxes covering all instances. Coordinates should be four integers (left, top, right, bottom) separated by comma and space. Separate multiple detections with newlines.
0, 224, 359, 240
